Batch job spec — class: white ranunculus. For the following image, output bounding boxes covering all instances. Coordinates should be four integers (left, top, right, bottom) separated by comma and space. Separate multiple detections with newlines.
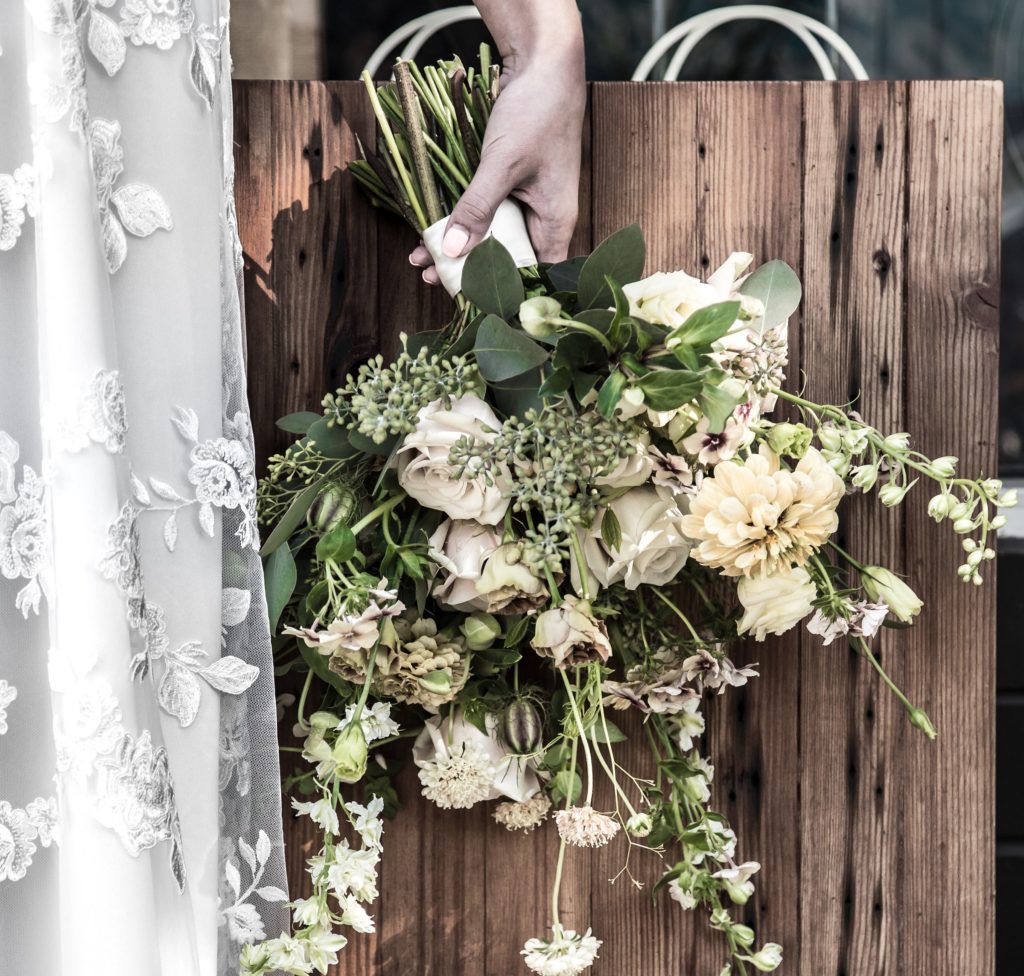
595, 432, 654, 489
396, 394, 511, 524
427, 519, 502, 612
736, 566, 817, 641
579, 487, 691, 592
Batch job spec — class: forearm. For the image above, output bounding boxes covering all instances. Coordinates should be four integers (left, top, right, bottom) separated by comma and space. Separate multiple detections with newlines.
475, 0, 585, 81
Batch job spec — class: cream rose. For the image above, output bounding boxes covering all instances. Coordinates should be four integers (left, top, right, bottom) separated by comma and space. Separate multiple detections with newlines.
736, 565, 817, 641
428, 521, 547, 614
396, 394, 511, 524
579, 487, 691, 592
531, 596, 612, 668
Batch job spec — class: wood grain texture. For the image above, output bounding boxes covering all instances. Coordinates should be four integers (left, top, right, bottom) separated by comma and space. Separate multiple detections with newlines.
233, 80, 1001, 976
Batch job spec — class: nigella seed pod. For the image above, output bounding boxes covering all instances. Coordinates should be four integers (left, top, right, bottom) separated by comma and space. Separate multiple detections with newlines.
501, 700, 543, 755
307, 484, 357, 535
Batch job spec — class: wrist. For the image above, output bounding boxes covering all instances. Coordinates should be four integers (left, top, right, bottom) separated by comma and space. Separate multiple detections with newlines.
493, 5, 585, 80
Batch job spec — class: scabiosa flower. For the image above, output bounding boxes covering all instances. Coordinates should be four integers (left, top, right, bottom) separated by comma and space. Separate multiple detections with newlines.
554, 805, 620, 848
417, 741, 496, 810
493, 793, 552, 833
522, 925, 602, 976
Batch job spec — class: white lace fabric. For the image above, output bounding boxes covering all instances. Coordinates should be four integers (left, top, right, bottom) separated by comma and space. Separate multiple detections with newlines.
0, 2, 288, 974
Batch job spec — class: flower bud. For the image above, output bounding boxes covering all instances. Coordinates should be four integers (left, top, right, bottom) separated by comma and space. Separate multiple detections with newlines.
460, 612, 502, 650
851, 464, 878, 491
331, 720, 368, 783
741, 943, 784, 972
907, 707, 937, 739
949, 501, 970, 520
817, 426, 842, 452
998, 489, 1019, 508
501, 699, 544, 755
928, 494, 952, 521
519, 296, 562, 337
766, 422, 812, 459
953, 518, 975, 534
860, 566, 923, 623
991, 515, 1008, 530
309, 710, 340, 731
928, 456, 958, 478
879, 482, 911, 507
307, 484, 357, 535
626, 812, 653, 837
843, 428, 870, 455
730, 924, 756, 948
882, 432, 910, 452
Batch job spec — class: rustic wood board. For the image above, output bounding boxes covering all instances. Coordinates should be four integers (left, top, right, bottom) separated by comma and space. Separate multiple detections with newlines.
233, 80, 1001, 975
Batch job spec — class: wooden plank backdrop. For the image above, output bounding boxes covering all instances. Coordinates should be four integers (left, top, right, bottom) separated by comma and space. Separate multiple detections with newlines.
232, 80, 1002, 975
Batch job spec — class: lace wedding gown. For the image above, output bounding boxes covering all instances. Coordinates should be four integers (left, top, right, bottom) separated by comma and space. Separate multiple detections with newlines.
0, 2, 287, 973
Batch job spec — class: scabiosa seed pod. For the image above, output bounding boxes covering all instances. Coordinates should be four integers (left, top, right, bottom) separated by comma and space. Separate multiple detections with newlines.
501, 699, 543, 755
307, 483, 357, 535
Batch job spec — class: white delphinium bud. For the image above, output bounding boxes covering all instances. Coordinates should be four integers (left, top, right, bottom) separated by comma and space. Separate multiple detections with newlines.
928, 455, 958, 478
991, 514, 1008, 530
851, 464, 878, 491
882, 432, 910, 451
739, 943, 784, 972
997, 488, 1019, 508
878, 481, 915, 507
860, 566, 923, 623
625, 812, 653, 837
928, 493, 953, 521
554, 805, 621, 848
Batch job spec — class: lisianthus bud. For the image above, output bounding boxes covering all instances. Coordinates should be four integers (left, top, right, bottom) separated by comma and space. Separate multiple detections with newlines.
766, 422, 812, 459
309, 710, 340, 731
860, 566, 923, 623
331, 720, 368, 783
501, 699, 543, 755
460, 612, 502, 650
519, 296, 562, 337
307, 484, 357, 535
908, 706, 937, 739
626, 812, 653, 837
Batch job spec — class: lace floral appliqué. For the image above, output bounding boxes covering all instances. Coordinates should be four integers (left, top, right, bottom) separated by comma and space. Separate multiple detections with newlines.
0, 442, 52, 617
95, 730, 186, 891
0, 165, 39, 251
0, 796, 59, 882
120, 0, 195, 51
221, 831, 288, 945
47, 369, 128, 454
0, 680, 16, 735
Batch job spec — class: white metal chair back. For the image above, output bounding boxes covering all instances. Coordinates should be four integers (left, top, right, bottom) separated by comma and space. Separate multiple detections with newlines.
633, 5, 868, 82
363, 6, 483, 77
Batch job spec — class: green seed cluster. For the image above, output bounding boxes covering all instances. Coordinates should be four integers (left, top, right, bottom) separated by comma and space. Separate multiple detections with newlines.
324, 344, 480, 444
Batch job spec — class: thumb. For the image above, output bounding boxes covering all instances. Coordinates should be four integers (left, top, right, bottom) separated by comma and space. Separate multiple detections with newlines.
442, 153, 517, 258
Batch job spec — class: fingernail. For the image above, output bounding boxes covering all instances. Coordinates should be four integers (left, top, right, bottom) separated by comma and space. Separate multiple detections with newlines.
442, 224, 470, 258
421, 270, 434, 284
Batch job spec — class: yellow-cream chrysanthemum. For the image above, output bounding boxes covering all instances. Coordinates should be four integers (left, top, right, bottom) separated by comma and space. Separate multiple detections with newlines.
681, 445, 844, 577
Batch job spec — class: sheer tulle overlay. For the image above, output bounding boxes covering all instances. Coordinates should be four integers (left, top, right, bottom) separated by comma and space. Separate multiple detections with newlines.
0, 2, 288, 973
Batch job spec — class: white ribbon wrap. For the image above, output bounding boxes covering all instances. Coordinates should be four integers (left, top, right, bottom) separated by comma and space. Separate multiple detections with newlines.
422, 198, 538, 297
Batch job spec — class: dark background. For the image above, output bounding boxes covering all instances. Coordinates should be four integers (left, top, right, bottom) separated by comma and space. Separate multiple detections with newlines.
319, 1, 1023, 967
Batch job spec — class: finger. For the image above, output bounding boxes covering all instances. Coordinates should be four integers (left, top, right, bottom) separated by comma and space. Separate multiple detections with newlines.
523, 199, 579, 264
409, 245, 433, 268
442, 149, 518, 259
421, 266, 440, 286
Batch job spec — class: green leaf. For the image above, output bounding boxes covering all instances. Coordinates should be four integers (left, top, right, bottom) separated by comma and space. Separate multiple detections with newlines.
550, 770, 582, 806
259, 480, 323, 557
698, 378, 744, 434
545, 255, 586, 293
553, 332, 603, 372
276, 412, 320, 434
474, 314, 549, 382
398, 547, 425, 580
668, 301, 741, 347
597, 370, 628, 418
503, 615, 530, 648
587, 719, 626, 744
601, 507, 622, 551
307, 418, 358, 459
448, 314, 484, 356
577, 224, 646, 309
636, 370, 702, 411
460, 237, 525, 317
572, 371, 600, 401
739, 259, 802, 331
264, 543, 297, 634
347, 427, 398, 457
490, 374, 544, 419
315, 523, 356, 563
405, 329, 445, 358
573, 308, 615, 335
538, 366, 573, 398
296, 640, 351, 696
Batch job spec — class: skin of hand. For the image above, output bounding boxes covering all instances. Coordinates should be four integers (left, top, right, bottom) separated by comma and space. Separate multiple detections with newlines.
409, 0, 586, 282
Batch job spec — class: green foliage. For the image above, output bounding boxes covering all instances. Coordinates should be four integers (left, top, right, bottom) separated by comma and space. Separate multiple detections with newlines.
264, 543, 297, 633
738, 259, 801, 331
461, 237, 526, 317
473, 314, 549, 382
577, 224, 646, 309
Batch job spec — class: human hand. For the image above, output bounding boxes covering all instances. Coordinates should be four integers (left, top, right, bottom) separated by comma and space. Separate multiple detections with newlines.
409, 4, 586, 282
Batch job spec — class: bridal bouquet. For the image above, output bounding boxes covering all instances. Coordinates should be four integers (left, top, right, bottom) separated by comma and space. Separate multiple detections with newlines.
243, 52, 1014, 976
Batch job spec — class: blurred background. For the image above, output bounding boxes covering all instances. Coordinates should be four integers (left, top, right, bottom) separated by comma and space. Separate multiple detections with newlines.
231, 0, 1023, 966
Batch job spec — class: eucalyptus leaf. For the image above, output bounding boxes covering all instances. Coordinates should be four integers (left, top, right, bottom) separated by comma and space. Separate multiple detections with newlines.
491, 373, 544, 419
698, 380, 744, 434
348, 427, 398, 457
545, 255, 586, 293
259, 480, 323, 557
474, 314, 549, 382
572, 371, 600, 401
597, 370, 628, 418
276, 412, 320, 434
264, 543, 297, 634
448, 314, 484, 356
307, 418, 357, 459
577, 224, 646, 309
405, 329, 445, 358
538, 366, 573, 398
739, 259, 802, 331
461, 237, 525, 317
553, 332, 603, 372
636, 370, 703, 411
